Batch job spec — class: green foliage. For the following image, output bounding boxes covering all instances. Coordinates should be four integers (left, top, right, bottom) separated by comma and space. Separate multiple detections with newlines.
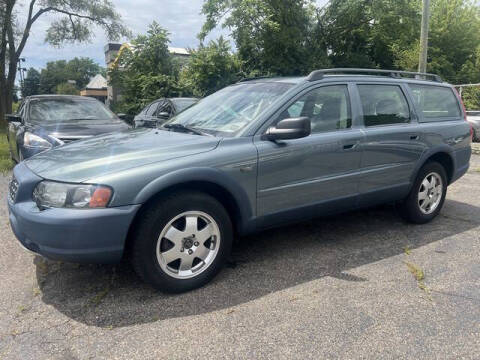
200, 0, 329, 76
55, 82, 80, 95
12, 102, 19, 113
110, 0, 480, 114
322, 0, 420, 69
22, 68, 41, 97
109, 22, 182, 114
389, 0, 480, 83
42, 0, 131, 46
0, 132, 14, 173
39, 57, 104, 94
179, 37, 241, 97
200, 0, 480, 85
460, 87, 480, 110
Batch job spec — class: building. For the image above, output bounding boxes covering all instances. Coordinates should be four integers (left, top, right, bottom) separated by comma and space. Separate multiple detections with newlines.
104, 42, 191, 105
80, 74, 108, 103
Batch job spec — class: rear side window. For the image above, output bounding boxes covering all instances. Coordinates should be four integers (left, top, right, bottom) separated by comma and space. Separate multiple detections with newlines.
358, 84, 410, 127
408, 84, 461, 119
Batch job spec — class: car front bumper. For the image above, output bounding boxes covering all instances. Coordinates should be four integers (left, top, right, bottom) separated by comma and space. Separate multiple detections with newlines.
7, 162, 141, 263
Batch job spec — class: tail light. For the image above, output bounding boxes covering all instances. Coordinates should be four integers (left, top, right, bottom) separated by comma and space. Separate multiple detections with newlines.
454, 87, 473, 140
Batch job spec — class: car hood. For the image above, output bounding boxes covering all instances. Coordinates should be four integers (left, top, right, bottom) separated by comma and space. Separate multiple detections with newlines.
28, 120, 130, 142
24, 128, 221, 183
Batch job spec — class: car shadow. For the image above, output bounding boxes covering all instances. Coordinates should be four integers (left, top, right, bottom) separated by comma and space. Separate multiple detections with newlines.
35, 199, 480, 328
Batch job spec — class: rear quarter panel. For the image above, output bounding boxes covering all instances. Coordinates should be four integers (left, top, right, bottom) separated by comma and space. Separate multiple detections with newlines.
403, 82, 471, 183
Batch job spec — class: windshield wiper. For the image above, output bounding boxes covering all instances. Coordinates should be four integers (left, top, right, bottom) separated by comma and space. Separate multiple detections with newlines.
163, 123, 211, 136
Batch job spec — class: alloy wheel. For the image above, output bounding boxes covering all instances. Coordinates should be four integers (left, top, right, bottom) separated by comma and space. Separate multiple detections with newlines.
418, 172, 443, 215
156, 211, 221, 279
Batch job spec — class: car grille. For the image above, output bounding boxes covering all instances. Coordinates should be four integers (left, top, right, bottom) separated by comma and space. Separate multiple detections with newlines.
9, 177, 19, 203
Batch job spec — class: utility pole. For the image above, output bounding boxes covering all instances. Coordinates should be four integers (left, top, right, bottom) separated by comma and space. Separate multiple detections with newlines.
418, 0, 430, 74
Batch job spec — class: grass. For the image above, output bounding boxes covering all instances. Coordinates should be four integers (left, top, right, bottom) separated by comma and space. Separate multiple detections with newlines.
405, 261, 425, 282
0, 131, 14, 173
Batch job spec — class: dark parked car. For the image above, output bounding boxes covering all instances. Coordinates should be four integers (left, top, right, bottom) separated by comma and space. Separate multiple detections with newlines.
6, 95, 130, 161
134, 97, 198, 128
466, 111, 480, 142
8, 69, 472, 293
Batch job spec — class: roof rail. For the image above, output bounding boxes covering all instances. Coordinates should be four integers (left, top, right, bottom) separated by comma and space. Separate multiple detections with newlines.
306, 68, 443, 83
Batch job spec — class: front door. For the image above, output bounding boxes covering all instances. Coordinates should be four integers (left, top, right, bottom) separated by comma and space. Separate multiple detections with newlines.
254, 84, 365, 224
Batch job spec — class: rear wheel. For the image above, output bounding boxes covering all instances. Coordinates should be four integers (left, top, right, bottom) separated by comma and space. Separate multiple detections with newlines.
398, 162, 447, 224
131, 191, 233, 293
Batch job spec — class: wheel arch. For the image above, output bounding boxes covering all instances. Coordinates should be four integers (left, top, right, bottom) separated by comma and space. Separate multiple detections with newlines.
412, 147, 455, 186
123, 168, 254, 256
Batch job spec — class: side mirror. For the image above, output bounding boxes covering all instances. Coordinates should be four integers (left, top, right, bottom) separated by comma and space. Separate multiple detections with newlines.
6, 114, 22, 123
263, 117, 311, 141
157, 111, 170, 119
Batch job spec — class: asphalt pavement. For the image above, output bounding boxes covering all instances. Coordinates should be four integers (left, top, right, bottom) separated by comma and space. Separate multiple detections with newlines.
1, 156, 479, 359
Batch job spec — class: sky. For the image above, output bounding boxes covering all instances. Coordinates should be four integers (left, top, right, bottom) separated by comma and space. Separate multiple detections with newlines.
20, 0, 228, 70
20, 0, 329, 71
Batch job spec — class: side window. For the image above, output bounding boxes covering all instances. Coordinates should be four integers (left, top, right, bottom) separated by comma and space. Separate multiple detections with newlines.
281, 85, 352, 133
358, 85, 410, 127
408, 84, 461, 119
145, 102, 159, 117
157, 101, 173, 116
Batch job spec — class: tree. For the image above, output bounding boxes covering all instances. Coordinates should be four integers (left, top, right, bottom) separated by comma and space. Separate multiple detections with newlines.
39, 60, 69, 94
109, 22, 181, 115
38, 57, 104, 94
179, 37, 241, 97
65, 57, 105, 89
389, 0, 480, 84
200, 0, 329, 76
55, 82, 79, 95
0, 0, 130, 129
22, 67, 40, 97
320, 0, 421, 69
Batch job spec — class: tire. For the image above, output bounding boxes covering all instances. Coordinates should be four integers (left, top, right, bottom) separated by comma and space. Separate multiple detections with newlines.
473, 129, 480, 142
398, 161, 447, 224
131, 191, 233, 293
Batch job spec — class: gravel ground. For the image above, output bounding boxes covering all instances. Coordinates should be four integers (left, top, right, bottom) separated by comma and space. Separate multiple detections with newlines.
1, 156, 479, 359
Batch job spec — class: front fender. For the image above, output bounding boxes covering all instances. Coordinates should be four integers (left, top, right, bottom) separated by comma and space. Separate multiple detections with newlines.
134, 167, 254, 231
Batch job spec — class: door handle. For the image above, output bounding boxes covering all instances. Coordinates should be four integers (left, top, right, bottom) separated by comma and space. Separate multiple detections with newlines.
410, 135, 419, 140
343, 143, 357, 150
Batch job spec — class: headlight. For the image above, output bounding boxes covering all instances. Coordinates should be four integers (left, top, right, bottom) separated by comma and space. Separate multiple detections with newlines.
24, 132, 52, 149
33, 181, 113, 210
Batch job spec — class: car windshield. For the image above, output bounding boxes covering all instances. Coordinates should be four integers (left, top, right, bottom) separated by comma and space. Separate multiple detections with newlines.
166, 82, 294, 136
29, 98, 117, 123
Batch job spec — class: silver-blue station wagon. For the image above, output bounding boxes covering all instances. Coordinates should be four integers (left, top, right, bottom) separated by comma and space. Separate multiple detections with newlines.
7, 68, 472, 292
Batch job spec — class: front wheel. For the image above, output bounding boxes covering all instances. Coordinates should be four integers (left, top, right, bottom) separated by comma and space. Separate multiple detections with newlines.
398, 162, 447, 224
131, 191, 233, 293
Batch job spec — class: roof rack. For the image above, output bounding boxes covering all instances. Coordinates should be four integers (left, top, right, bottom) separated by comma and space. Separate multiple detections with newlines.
306, 68, 443, 83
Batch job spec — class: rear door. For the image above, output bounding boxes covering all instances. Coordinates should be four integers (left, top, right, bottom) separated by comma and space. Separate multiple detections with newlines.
254, 83, 365, 223
354, 83, 427, 206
